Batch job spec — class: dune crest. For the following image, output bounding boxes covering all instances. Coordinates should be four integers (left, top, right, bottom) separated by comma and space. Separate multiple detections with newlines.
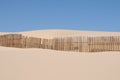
1, 29, 120, 38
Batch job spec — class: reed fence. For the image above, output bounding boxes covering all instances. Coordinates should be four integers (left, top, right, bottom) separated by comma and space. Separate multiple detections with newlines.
0, 34, 120, 52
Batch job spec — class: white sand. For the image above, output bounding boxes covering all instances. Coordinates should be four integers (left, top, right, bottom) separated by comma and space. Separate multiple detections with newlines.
0, 30, 120, 80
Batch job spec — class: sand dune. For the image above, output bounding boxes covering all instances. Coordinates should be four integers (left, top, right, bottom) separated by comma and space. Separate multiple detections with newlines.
0, 30, 120, 80
19, 30, 120, 38
1, 29, 120, 38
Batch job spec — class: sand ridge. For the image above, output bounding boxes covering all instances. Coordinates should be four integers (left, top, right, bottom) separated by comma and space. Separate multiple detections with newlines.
0, 29, 120, 39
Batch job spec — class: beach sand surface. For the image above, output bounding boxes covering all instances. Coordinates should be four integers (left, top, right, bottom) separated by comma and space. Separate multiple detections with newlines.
0, 47, 120, 80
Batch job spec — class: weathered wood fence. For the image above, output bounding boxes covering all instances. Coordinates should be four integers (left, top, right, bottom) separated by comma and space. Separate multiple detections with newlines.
0, 34, 120, 52
0, 34, 23, 48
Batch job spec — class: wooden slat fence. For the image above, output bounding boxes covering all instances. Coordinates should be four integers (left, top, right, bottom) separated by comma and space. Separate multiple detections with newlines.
0, 34, 23, 48
0, 34, 120, 52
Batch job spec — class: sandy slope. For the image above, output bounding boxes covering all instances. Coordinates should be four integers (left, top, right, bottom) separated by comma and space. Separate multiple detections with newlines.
0, 30, 120, 80
0, 47, 120, 80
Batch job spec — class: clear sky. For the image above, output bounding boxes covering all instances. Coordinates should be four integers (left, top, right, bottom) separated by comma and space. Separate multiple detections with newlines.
0, 0, 120, 32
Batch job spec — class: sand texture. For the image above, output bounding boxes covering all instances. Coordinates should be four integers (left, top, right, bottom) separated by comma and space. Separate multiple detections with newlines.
0, 47, 120, 80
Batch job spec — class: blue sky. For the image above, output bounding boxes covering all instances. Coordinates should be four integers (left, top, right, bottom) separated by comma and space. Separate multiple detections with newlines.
0, 0, 120, 32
